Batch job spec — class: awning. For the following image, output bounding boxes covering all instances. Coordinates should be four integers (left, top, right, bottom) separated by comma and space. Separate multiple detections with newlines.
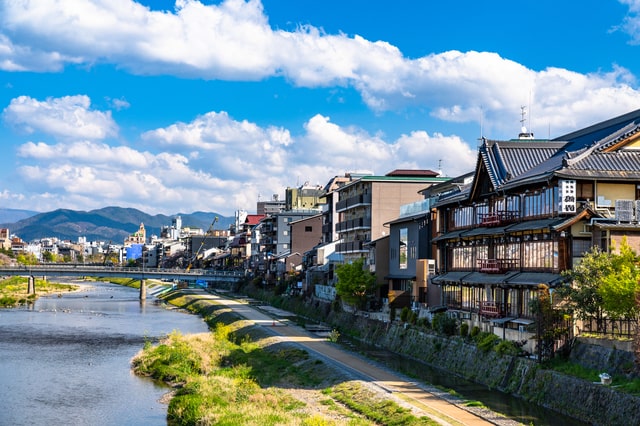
384, 274, 416, 280
461, 271, 519, 285
510, 318, 534, 325
432, 229, 466, 242
491, 317, 515, 324
504, 218, 562, 233
431, 271, 471, 284
462, 226, 508, 237
326, 252, 344, 262
505, 272, 566, 287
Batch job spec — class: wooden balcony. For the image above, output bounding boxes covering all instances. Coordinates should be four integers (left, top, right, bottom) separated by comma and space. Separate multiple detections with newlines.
479, 211, 519, 227
479, 301, 510, 318
477, 258, 518, 273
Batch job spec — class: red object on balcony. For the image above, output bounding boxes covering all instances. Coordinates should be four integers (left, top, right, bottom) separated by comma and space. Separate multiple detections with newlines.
479, 211, 518, 227
478, 259, 502, 273
479, 301, 502, 318
481, 214, 501, 226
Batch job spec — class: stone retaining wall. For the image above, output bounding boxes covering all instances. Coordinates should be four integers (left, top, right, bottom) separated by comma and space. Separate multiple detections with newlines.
327, 311, 640, 426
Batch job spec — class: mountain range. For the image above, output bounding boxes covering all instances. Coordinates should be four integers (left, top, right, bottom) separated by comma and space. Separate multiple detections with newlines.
0, 207, 233, 243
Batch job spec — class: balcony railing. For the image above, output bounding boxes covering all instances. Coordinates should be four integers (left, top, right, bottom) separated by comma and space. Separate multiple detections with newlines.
336, 193, 372, 212
479, 301, 510, 318
336, 240, 366, 253
479, 211, 519, 227
336, 217, 372, 232
477, 258, 518, 273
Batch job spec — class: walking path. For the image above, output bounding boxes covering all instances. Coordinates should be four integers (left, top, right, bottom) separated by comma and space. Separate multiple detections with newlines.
180, 289, 521, 426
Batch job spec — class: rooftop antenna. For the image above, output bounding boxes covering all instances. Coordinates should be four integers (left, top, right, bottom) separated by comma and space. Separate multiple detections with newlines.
437, 159, 444, 177
478, 106, 485, 148
518, 105, 534, 139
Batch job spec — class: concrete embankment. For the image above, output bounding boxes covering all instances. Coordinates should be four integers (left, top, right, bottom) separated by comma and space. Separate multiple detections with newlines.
324, 310, 640, 426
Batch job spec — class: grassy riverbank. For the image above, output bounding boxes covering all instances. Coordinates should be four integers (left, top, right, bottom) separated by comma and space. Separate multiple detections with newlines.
132, 291, 438, 426
0, 276, 77, 307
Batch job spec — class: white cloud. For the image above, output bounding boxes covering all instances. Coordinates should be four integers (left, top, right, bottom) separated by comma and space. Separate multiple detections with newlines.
618, 0, 640, 43
11, 98, 478, 215
3, 95, 118, 140
1, 0, 639, 139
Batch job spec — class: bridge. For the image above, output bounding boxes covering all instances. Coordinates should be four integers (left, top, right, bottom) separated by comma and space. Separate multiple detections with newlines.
0, 264, 247, 299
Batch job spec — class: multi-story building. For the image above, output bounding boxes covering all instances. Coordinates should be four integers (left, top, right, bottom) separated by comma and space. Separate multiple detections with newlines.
257, 194, 285, 215
252, 209, 322, 283
430, 108, 640, 356
335, 169, 447, 264
286, 183, 326, 210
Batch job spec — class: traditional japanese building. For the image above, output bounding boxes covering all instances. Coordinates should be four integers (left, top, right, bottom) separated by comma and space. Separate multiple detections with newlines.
430, 108, 640, 354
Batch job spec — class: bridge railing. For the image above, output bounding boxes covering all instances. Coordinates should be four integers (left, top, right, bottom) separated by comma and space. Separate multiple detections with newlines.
0, 264, 246, 278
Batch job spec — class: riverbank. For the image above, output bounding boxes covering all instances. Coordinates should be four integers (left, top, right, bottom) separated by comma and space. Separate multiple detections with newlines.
0, 275, 78, 307
244, 288, 640, 426
137, 289, 516, 426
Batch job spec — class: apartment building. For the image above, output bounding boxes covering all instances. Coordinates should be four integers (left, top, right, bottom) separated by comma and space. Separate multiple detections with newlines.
335, 169, 447, 264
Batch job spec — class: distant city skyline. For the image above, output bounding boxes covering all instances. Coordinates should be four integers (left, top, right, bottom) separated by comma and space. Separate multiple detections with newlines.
1, 0, 640, 216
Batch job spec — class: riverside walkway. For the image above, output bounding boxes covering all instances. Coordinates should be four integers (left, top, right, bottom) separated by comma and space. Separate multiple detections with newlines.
179, 288, 522, 426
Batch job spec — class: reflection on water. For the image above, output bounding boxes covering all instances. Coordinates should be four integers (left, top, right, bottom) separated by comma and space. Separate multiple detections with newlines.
0, 281, 209, 426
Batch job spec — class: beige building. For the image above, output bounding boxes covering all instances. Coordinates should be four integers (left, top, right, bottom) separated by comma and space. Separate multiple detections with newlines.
124, 223, 146, 246
335, 170, 447, 263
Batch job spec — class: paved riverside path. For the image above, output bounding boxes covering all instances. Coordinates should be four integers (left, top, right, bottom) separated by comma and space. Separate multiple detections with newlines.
179, 289, 514, 426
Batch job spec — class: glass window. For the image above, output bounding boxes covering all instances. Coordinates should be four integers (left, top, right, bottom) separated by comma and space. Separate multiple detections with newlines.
399, 228, 408, 269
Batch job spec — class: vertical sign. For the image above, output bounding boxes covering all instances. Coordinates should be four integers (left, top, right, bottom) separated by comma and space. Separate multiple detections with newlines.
559, 179, 576, 213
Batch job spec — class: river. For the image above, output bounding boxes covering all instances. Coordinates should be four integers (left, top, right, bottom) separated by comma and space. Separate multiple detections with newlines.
0, 280, 209, 426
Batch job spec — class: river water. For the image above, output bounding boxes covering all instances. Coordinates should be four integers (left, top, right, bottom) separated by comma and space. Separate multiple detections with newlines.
0, 281, 209, 426
1, 281, 589, 426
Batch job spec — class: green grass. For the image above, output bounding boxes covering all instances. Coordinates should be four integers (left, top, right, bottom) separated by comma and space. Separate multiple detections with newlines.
545, 357, 640, 395
132, 292, 449, 425
324, 382, 439, 425
0, 276, 78, 307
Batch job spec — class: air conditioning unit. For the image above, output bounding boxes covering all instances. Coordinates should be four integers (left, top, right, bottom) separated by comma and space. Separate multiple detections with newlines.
636, 200, 640, 221
518, 325, 526, 333
427, 259, 436, 276
615, 199, 634, 223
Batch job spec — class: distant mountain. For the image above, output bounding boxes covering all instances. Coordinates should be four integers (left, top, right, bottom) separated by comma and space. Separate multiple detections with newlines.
0, 208, 39, 224
0, 206, 233, 243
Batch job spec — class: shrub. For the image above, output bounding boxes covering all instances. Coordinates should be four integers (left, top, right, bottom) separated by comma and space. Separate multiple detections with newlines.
432, 313, 457, 336
400, 306, 410, 322
460, 322, 469, 338
470, 326, 480, 338
494, 339, 521, 356
477, 333, 500, 352
417, 317, 430, 329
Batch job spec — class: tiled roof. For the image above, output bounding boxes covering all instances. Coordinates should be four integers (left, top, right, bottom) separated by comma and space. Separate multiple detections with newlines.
479, 140, 565, 188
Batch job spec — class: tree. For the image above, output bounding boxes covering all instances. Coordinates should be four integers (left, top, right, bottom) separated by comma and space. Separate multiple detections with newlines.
334, 258, 377, 310
558, 239, 640, 320
599, 237, 640, 319
42, 251, 54, 263
16, 252, 38, 265
557, 246, 610, 322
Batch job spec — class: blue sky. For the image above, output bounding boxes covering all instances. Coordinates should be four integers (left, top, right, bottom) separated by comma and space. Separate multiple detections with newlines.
1, 0, 640, 217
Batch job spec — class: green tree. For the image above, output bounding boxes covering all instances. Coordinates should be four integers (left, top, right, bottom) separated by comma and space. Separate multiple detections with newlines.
557, 246, 610, 322
599, 237, 640, 319
16, 252, 38, 265
42, 251, 54, 263
334, 258, 377, 310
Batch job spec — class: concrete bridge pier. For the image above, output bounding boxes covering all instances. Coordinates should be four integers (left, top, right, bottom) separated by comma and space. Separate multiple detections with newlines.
27, 275, 35, 295
139, 279, 146, 300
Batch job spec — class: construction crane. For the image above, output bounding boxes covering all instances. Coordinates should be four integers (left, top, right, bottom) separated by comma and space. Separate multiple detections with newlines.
103, 241, 113, 266
186, 216, 219, 271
